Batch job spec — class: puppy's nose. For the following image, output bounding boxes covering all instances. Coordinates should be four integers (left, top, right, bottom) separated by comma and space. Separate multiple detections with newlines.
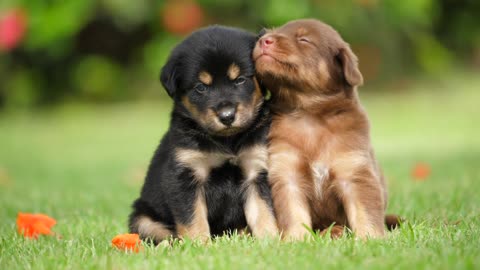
260, 37, 274, 48
216, 104, 236, 126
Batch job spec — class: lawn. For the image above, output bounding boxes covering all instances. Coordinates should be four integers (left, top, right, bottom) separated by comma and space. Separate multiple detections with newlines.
0, 71, 479, 269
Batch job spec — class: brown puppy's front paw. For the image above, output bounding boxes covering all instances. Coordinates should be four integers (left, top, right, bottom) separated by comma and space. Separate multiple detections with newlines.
354, 227, 385, 240
283, 225, 312, 242
252, 223, 279, 239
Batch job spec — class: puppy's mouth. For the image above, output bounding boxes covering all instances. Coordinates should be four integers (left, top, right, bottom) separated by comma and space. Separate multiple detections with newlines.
254, 49, 296, 72
207, 115, 255, 137
213, 126, 245, 137
254, 51, 282, 64
254, 52, 274, 61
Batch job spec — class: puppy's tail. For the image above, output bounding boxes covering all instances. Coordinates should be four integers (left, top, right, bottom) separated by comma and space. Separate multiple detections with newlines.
385, 214, 403, 230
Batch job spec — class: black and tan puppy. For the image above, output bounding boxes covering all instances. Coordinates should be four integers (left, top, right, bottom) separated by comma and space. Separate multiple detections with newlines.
129, 26, 278, 243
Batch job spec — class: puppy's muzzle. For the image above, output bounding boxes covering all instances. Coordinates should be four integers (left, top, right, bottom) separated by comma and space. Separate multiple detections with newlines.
215, 102, 237, 126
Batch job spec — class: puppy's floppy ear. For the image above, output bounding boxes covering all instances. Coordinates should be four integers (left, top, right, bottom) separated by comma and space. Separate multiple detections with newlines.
160, 57, 178, 98
336, 46, 363, 87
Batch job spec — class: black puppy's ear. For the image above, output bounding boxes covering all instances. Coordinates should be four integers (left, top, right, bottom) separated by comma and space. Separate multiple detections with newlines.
336, 46, 363, 87
160, 58, 178, 98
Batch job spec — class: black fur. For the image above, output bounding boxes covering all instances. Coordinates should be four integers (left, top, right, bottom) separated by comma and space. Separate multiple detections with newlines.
129, 26, 273, 243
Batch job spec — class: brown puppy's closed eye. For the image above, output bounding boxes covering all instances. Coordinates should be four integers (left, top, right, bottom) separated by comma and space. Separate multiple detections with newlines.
254, 19, 394, 240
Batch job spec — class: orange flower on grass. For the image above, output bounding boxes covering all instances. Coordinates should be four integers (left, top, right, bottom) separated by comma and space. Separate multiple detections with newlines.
412, 162, 431, 181
112, 233, 142, 253
17, 213, 56, 238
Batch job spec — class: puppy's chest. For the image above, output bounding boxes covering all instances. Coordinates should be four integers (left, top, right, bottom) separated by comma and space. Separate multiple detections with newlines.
272, 114, 335, 155
174, 145, 268, 184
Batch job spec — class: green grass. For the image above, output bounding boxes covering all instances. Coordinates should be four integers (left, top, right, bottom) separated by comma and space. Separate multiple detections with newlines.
1, 71, 479, 269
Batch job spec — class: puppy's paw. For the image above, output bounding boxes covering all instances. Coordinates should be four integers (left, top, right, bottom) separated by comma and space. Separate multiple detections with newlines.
252, 223, 279, 239
283, 226, 312, 242
354, 227, 385, 240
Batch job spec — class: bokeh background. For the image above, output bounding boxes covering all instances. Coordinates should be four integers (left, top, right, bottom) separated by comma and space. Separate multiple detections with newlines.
0, 0, 479, 107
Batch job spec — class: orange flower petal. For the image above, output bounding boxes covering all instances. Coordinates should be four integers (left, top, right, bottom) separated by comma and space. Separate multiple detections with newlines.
34, 214, 56, 227
32, 222, 52, 235
16, 212, 56, 238
112, 233, 142, 252
412, 162, 431, 181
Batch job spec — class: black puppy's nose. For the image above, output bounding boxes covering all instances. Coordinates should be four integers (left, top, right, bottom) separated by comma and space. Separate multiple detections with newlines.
216, 103, 236, 126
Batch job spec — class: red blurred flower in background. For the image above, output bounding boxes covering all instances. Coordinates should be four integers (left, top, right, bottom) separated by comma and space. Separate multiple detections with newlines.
0, 9, 27, 51
162, 0, 204, 35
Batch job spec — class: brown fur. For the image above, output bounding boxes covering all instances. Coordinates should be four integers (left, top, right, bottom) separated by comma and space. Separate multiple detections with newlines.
254, 19, 393, 240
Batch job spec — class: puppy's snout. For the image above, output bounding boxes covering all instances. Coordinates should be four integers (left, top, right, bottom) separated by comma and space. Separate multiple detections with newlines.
216, 102, 237, 126
260, 36, 274, 49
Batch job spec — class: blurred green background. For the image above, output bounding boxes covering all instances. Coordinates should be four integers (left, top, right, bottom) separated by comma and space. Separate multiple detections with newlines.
0, 0, 479, 108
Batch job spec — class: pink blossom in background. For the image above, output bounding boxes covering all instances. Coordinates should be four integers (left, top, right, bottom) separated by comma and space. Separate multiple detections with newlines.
0, 9, 27, 51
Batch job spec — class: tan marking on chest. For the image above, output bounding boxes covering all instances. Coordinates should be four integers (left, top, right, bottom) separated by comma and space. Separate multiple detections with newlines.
175, 146, 267, 185
175, 149, 232, 184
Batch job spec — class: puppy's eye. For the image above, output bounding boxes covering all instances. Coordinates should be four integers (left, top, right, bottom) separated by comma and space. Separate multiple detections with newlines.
298, 37, 310, 43
234, 76, 246, 86
194, 83, 207, 93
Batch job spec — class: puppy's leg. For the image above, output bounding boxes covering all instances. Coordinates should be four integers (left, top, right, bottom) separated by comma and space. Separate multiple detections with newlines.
244, 181, 278, 238
129, 199, 175, 244
238, 146, 278, 238
175, 187, 210, 242
337, 173, 385, 239
269, 143, 312, 241
130, 215, 175, 244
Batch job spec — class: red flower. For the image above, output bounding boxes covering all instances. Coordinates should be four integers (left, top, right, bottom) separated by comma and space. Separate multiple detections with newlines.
162, 0, 204, 35
112, 233, 142, 253
0, 9, 27, 51
17, 213, 56, 238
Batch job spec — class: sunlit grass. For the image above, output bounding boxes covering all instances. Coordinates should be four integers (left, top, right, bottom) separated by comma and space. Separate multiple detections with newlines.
0, 72, 479, 269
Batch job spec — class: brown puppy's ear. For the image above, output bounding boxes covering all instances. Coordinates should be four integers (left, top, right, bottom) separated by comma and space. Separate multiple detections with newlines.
336, 46, 363, 87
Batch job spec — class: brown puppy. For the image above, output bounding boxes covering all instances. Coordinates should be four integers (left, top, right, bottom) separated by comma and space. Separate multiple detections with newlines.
254, 19, 391, 240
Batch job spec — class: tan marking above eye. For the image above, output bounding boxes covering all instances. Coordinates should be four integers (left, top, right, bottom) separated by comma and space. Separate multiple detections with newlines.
198, 71, 213, 85
227, 63, 241, 80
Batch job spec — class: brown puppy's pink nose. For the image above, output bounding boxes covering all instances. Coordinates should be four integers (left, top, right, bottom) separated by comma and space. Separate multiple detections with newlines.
260, 37, 274, 48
